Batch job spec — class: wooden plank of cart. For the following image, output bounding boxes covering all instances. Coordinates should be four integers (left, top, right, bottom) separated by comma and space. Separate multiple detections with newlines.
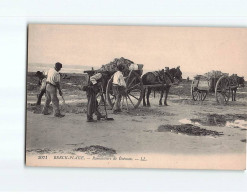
191, 73, 238, 104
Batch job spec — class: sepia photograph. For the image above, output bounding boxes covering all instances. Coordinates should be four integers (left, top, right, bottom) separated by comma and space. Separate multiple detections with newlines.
26, 24, 246, 170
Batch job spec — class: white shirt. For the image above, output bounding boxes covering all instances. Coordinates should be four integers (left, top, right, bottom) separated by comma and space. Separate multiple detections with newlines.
46, 68, 60, 85
113, 71, 126, 87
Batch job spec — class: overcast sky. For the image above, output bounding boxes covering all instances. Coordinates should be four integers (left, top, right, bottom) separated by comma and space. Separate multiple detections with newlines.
28, 24, 247, 78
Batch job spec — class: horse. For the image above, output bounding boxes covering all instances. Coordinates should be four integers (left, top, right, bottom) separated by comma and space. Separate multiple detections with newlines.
142, 67, 182, 106
230, 76, 245, 101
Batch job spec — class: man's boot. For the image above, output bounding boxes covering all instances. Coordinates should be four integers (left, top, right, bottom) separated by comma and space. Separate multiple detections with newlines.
87, 115, 96, 122
54, 113, 65, 118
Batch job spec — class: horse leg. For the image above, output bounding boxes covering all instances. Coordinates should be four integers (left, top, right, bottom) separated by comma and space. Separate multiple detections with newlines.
159, 89, 163, 106
231, 89, 234, 101
234, 89, 237, 101
147, 88, 151, 107
143, 88, 146, 106
164, 86, 170, 106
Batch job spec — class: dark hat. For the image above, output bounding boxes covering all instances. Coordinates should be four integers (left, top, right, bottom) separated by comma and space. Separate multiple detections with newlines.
55, 62, 62, 69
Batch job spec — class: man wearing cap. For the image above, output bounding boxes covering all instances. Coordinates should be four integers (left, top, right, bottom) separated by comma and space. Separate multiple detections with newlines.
112, 63, 126, 113
42, 62, 65, 118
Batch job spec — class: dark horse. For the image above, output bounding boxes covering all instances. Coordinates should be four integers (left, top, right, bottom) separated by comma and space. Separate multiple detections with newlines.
230, 75, 245, 101
142, 67, 182, 106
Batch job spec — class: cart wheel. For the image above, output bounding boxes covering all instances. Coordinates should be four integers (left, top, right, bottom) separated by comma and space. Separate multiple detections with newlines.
191, 86, 200, 101
106, 76, 116, 108
215, 76, 230, 104
125, 71, 144, 109
200, 91, 208, 101
106, 71, 144, 109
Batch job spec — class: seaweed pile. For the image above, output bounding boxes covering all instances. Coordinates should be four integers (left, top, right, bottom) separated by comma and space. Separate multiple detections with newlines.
157, 124, 223, 136
98, 57, 134, 72
75, 145, 117, 156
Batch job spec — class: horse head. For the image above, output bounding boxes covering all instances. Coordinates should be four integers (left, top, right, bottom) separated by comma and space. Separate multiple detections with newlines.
169, 66, 183, 83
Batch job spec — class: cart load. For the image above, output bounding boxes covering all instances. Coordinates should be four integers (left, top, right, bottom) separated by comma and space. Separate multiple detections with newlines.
97, 57, 143, 75
203, 70, 229, 80
193, 71, 229, 92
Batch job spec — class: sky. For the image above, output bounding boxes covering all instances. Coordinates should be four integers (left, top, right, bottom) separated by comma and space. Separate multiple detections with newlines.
28, 24, 247, 78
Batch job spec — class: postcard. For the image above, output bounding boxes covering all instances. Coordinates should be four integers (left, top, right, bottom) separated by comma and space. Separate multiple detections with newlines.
26, 24, 246, 169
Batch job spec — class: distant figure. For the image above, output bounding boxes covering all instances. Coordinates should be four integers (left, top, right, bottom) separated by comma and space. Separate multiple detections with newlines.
42, 62, 65, 118
187, 77, 190, 82
112, 63, 126, 113
35, 71, 47, 105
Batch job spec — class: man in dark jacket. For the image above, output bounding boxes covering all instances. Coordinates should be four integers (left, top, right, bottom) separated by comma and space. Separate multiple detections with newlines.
84, 72, 108, 122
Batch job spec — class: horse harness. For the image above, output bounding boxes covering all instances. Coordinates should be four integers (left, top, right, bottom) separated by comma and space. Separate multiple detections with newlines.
151, 71, 172, 85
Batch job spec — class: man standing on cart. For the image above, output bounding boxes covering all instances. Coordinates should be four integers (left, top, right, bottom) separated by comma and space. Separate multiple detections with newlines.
112, 63, 127, 114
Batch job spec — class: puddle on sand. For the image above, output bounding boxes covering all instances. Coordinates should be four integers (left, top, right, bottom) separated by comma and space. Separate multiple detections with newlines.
226, 120, 247, 129
179, 118, 200, 126
191, 114, 227, 126
179, 114, 247, 129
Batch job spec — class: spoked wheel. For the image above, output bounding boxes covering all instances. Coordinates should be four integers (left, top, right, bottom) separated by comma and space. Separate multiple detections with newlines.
106, 71, 144, 109
124, 71, 144, 109
106, 76, 116, 108
200, 90, 208, 101
191, 86, 200, 101
215, 76, 230, 104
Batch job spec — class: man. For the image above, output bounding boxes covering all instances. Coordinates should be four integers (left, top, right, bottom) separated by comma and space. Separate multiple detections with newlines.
35, 71, 47, 105
84, 72, 106, 122
42, 62, 65, 118
112, 63, 126, 113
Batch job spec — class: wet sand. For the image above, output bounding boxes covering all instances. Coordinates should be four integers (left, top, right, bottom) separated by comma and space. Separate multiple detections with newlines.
25, 73, 247, 169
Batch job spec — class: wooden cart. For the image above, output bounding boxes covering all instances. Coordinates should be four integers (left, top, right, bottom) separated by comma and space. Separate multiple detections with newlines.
84, 65, 144, 110
84, 65, 180, 110
191, 75, 237, 104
